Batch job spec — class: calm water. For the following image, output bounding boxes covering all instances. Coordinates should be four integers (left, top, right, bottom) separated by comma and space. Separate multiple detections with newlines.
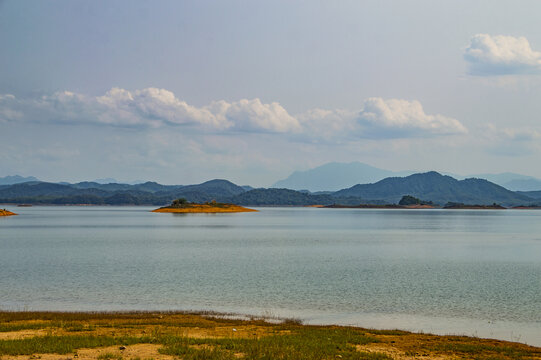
1, 206, 540, 345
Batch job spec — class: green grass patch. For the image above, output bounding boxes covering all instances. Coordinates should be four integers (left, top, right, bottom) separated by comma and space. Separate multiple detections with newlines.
0, 311, 250, 329
0, 335, 152, 356
432, 343, 539, 359
0, 320, 96, 332
0, 322, 50, 332
97, 353, 123, 360
59, 322, 96, 332
159, 327, 387, 360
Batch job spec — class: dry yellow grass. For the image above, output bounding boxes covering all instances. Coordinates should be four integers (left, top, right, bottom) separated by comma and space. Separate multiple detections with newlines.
0, 209, 17, 216
152, 203, 257, 213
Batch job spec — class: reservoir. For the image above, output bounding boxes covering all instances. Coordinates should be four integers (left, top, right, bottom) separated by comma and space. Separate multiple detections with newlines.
1, 206, 540, 346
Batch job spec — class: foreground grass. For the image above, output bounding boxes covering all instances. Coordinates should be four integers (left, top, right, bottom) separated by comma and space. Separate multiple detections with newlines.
0, 335, 150, 355
432, 341, 539, 359
0, 311, 539, 359
158, 328, 385, 360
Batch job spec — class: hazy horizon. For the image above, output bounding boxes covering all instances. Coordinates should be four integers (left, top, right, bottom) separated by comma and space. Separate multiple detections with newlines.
2, 1, 541, 187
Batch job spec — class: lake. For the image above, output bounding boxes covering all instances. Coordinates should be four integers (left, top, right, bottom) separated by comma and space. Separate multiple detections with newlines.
1, 206, 540, 346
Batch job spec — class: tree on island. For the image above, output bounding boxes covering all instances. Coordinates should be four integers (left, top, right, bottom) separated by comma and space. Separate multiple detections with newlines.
171, 198, 188, 207
398, 195, 433, 206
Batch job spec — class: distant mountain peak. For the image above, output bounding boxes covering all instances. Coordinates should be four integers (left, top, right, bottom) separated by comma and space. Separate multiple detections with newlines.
201, 179, 237, 185
0, 175, 40, 185
273, 161, 413, 192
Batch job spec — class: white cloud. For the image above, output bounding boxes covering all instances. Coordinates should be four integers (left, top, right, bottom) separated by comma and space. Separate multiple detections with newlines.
295, 98, 466, 141
355, 98, 467, 137
96, 88, 219, 128
0, 89, 465, 140
0, 88, 298, 133
218, 98, 301, 133
464, 34, 541, 76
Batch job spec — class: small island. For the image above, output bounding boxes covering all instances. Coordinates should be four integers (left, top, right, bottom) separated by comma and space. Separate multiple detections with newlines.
443, 202, 506, 210
152, 198, 257, 214
324, 195, 435, 209
0, 209, 17, 216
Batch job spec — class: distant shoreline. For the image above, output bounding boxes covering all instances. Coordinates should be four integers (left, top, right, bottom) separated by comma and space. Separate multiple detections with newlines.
323, 204, 541, 210
3, 203, 541, 210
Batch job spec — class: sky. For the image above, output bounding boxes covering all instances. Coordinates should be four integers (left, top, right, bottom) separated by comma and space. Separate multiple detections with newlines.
1, 0, 541, 186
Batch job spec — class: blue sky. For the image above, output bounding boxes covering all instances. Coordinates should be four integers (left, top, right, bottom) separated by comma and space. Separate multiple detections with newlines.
1, 0, 541, 186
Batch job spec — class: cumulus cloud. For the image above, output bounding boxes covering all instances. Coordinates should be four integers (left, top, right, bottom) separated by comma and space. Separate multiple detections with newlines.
218, 98, 301, 133
0, 88, 298, 133
96, 88, 218, 127
295, 98, 465, 141
0, 89, 465, 139
355, 98, 467, 137
464, 34, 541, 75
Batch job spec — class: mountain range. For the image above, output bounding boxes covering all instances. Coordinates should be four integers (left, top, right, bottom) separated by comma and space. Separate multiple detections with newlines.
272, 162, 541, 192
0, 171, 539, 207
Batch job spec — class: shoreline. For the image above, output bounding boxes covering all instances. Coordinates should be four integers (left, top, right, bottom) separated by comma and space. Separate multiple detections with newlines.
4, 203, 541, 210
0, 311, 539, 359
4, 305, 538, 347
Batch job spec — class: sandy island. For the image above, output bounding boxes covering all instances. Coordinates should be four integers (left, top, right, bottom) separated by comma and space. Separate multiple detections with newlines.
0, 311, 539, 360
0, 209, 17, 216
152, 201, 257, 214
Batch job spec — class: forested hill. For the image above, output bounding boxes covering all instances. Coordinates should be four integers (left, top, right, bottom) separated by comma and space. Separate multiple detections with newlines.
0, 172, 537, 206
0, 180, 243, 205
333, 171, 533, 206
0, 180, 368, 206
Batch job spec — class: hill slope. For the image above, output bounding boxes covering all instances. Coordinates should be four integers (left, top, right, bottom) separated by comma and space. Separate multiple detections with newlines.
333, 172, 533, 206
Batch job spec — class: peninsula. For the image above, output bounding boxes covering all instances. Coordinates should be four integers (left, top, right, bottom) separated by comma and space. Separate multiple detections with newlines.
0, 209, 17, 216
152, 198, 257, 213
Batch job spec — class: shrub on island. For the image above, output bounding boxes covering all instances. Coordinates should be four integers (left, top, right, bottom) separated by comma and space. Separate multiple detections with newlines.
398, 195, 433, 206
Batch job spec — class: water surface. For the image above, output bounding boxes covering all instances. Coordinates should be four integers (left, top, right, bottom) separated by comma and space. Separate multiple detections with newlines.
1, 206, 540, 346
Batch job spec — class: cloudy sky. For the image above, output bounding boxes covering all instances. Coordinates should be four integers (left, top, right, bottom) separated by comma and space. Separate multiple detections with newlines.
1, 0, 541, 186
